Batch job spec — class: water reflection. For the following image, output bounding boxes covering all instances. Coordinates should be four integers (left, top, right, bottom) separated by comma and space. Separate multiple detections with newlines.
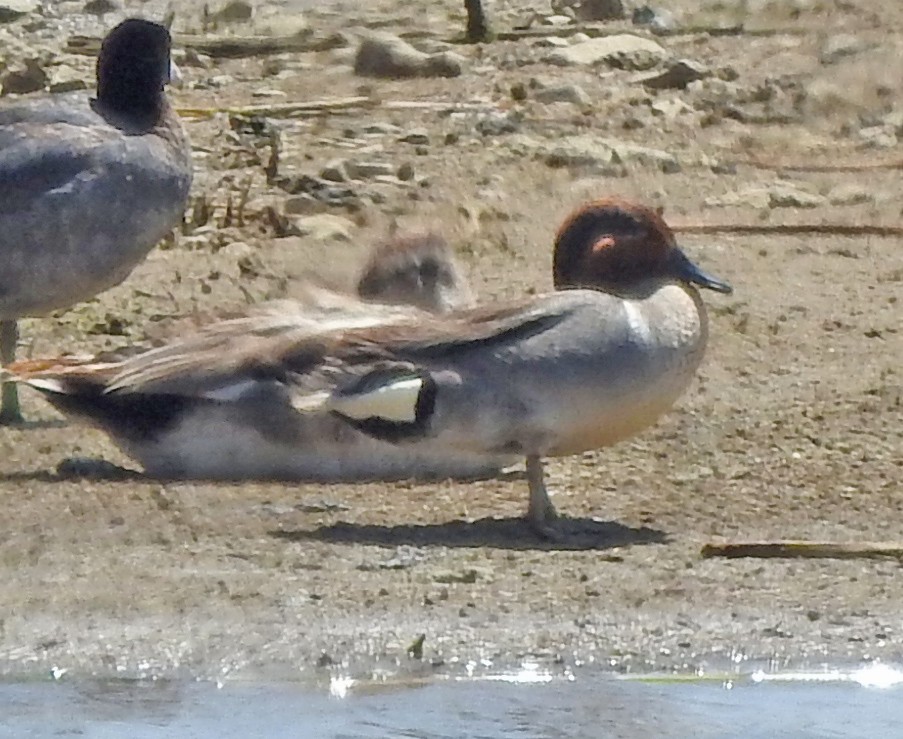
2, 665, 902, 739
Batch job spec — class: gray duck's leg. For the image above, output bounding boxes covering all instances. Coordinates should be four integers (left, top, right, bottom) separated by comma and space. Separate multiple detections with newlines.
0, 320, 23, 425
526, 454, 560, 540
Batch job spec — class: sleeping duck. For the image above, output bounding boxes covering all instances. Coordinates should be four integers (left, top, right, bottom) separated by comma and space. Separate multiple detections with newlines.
356, 231, 475, 314
0, 18, 192, 423
7, 198, 731, 538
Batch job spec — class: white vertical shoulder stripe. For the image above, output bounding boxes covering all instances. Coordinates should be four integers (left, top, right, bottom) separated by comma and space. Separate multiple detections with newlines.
622, 300, 653, 345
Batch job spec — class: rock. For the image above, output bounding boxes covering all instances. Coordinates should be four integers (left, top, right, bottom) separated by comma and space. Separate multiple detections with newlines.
767, 183, 825, 209
881, 109, 903, 137
0, 58, 47, 95
819, 34, 869, 65
83, 0, 120, 15
710, 161, 737, 175
641, 59, 710, 90
213, 0, 253, 24
705, 182, 826, 209
534, 83, 592, 107
354, 32, 463, 79
397, 162, 415, 181
254, 13, 309, 38
344, 160, 395, 179
542, 14, 574, 26
398, 129, 430, 145
476, 111, 522, 136
283, 195, 328, 216
319, 160, 348, 183
533, 37, 571, 49
547, 35, 666, 71
632, 5, 679, 34
704, 186, 771, 209
173, 48, 212, 69
362, 122, 402, 135
510, 81, 528, 101
275, 174, 360, 209
537, 134, 679, 172
650, 97, 693, 119
251, 88, 286, 99
827, 183, 873, 206
856, 125, 897, 149
574, 0, 626, 21
293, 214, 356, 242
0, 0, 37, 23
48, 65, 89, 94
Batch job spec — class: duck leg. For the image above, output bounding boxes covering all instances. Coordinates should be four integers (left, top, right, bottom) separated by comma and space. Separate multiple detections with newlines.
526, 454, 560, 540
0, 320, 22, 425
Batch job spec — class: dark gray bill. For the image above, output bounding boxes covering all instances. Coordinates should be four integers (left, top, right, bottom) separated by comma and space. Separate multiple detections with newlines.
668, 247, 733, 294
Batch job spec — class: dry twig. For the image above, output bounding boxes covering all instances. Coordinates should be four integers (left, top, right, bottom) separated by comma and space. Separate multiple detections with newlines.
66, 32, 346, 59
672, 223, 903, 238
702, 541, 903, 560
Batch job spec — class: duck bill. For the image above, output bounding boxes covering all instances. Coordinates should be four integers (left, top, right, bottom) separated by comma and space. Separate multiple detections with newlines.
669, 247, 733, 294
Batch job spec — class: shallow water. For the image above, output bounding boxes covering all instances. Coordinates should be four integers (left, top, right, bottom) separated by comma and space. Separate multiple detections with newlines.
2, 665, 902, 739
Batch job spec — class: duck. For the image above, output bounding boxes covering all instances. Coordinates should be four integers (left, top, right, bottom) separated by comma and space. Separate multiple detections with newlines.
0, 18, 192, 424
356, 231, 475, 314
6, 198, 731, 538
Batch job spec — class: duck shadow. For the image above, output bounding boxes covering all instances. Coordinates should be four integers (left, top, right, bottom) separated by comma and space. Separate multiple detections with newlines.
271, 516, 668, 552
0, 457, 144, 484
0, 458, 526, 486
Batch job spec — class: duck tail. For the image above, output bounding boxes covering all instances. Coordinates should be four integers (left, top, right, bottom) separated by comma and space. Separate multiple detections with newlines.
2, 357, 115, 394
6, 356, 194, 443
